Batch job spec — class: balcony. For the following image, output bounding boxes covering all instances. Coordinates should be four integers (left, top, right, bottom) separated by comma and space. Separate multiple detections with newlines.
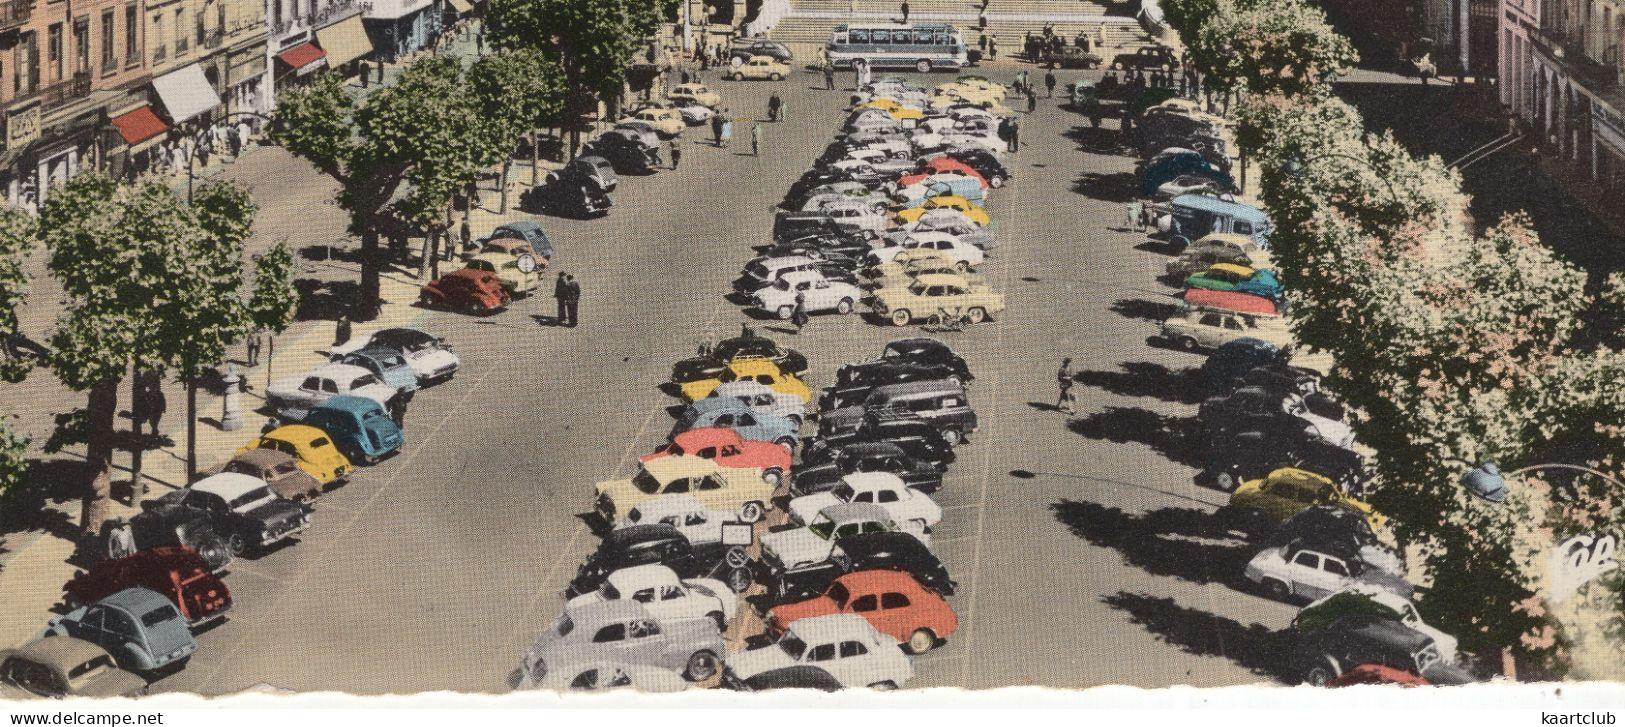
1532, 26, 1621, 91
0, 0, 31, 31
201, 29, 224, 49
39, 72, 91, 112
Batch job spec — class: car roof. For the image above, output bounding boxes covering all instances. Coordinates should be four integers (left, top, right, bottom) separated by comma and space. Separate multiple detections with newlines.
1208, 263, 1256, 276
316, 395, 385, 415
628, 493, 708, 517
445, 268, 494, 281
759, 255, 816, 270
605, 564, 681, 591
786, 613, 876, 642
11, 635, 112, 666
1268, 467, 1336, 489
872, 378, 962, 397
841, 472, 906, 490
310, 363, 374, 380
565, 599, 651, 629
713, 380, 773, 396
674, 427, 741, 446
779, 269, 831, 285
640, 455, 720, 480
911, 273, 973, 287
604, 523, 686, 549
835, 530, 932, 560
835, 568, 924, 593
96, 586, 173, 613
190, 472, 268, 500
1172, 194, 1269, 221
231, 447, 295, 468
266, 424, 331, 444
817, 501, 892, 523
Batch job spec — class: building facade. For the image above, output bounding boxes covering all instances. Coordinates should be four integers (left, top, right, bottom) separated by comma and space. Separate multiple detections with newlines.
360, 0, 439, 63
263, 0, 366, 112
1506, 0, 1625, 190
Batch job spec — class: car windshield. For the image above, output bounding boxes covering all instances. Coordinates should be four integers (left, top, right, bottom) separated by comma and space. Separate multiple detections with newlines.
827, 581, 851, 609
808, 520, 836, 540
352, 374, 381, 389
631, 471, 662, 495
141, 604, 179, 628
778, 635, 808, 660
227, 486, 274, 510
555, 615, 574, 637
832, 484, 856, 502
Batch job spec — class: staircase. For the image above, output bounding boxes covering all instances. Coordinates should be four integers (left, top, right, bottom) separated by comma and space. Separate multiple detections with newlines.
761, 0, 1157, 60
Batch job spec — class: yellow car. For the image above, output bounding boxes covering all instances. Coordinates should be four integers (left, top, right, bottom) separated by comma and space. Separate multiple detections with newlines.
870, 272, 1007, 326
235, 424, 353, 486
679, 356, 812, 403
594, 455, 776, 525
1228, 468, 1386, 533
465, 252, 537, 297
625, 107, 686, 138
667, 82, 722, 108
893, 195, 991, 227
730, 55, 790, 81
858, 98, 924, 121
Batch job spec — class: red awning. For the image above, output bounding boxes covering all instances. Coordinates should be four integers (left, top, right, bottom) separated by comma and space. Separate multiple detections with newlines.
110, 105, 168, 148
276, 42, 328, 74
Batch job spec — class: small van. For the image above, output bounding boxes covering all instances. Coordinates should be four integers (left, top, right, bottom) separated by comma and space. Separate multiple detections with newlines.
817, 379, 976, 445
1167, 195, 1271, 251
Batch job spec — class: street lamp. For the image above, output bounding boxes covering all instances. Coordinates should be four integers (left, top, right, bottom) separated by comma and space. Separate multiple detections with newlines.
1278, 151, 1402, 206
1455, 461, 1625, 504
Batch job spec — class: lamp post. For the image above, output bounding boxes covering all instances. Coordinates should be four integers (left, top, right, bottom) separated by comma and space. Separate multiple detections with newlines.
1279, 151, 1402, 204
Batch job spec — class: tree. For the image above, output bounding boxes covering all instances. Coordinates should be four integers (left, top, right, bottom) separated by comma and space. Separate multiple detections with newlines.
466, 48, 567, 213
245, 241, 299, 395
1192, 0, 1357, 98
0, 416, 27, 501
0, 207, 36, 383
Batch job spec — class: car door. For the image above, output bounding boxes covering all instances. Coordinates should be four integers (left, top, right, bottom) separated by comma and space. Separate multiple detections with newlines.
1284, 550, 1326, 597
802, 641, 842, 682
101, 607, 145, 660
837, 639, 877, 684
296, 376, 323, 407
590, 621, 647, 663
1315, 555, 1355, 598
67, 605, 108, 645
1193, 312, 1225, 347
809, 280, 838, 310
877, 591, 914, 638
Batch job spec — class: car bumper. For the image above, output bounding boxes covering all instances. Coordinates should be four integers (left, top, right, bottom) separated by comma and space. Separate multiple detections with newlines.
258, 517, 310, 546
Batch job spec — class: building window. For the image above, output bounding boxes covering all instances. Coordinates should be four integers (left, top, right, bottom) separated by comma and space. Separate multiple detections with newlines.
101, 10, 115, 73
152, 13, 164, 62
14, 31, 36, 95
47, 23, 61, 83
272, 0, 281, 30
194, 9, 204, 46
125, 4, 138, 65
74, 17, 89, 76
175, 8, 187, 54
216, 3, 225, 35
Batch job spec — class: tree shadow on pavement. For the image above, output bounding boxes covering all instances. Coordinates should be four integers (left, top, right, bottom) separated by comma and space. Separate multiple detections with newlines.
1049, 499, 1251, 587
1101, 591, 1297, 683
1070, 172, 1138, 203
1065, 406, 1206, 467
294, 279, 361, 322
1110, 297, 1179, 322
1062, 126, 1126, 155
1073, 361, 1202, 404
0, 458, 88, 545
297, 244, 365, 265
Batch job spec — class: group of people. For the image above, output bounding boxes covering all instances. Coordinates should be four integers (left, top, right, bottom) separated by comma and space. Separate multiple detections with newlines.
140, 119, 259, 183
1023, 24, 1095, 62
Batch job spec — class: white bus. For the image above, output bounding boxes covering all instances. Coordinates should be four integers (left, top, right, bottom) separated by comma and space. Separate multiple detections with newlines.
826, 23, 969, 72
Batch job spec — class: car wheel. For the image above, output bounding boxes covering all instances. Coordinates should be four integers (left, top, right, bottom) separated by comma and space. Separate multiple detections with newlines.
904, 628, 937, 654
226, 533, 246, 556
988, 174, 1004, 188
890, 309, 912, 326
836, 298, 854, 314
733, 72, 745, 81
777, 305, 794, 320
868, 681, 898, 690
683, 650, 720, 681
417, 294, 436, 310
708, 611, 728, 632
724, 546, 751, 570
726, 566, 753, 593
739, 500, 765, 523
966, 307, 987, 323
1178, 336, 1200, 352
775, 436, 798, 452
941, 428, 962, 446
916, 59, 932, 73
769, 72, 782, 81
955, 260, 971, 272
1215, 471, 1238, 492
1112, 61, 1125, 70
787, 413, 804, 428
1303, 659, 1339, 687
763, 468, 783, 486
1262, 578, 1291, 602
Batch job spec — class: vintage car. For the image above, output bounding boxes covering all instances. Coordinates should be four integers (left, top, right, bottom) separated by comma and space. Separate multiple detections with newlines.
1182, 288, 1282, 318
861, 253, 985, 293
420, 268, 511, 313
476, 220, 556, 261
517, 601, 724, 688
1186, 263, 1285, 302
924, 148, 1009, 188
274, 395, 404, 465
910, 154, 992, 188
870, 273, 1007, 326
676, 104, 716, 126
876, 337, 972, 382
788, 472, 941, 537
581, 133, 660, 175
738, 255, 830, 294
63, 546, 231, 628
149, 472, 311, 554
775, 198, 891, 241
723, 665, 842, 692
722, 614, 913, 690
0, 637, 148, 698
766, 530, 954, 604
760, 503, 916, 578
1111, 44, 1179, 70
730, 55, 790, 81
1227, 468, 1384, 534
1165, 236, 1268, 279
730, 39, 793, 64
331, 346, 418, 394
822, 360, 965, 409
465, 252, 539, 297
667, 82, 723, 108
330, 327, 459, 384
616, 494, 744, 546
236, 424, 352, 486
1295, 587, 1458, 664
526, 174, 613, 218
818, 377, 976, 443
1155, 173, 1234, 202
1244, 544, 1414, 603
891, 195, 991, 227
867, 231, 985, 269
43, 587, 198, 674
703, 380, 808, 425
901, 207, 992, 244
1157, 309, 1293, 352
677, 357, 812, 404
266, 362, 396, 414
624, 107, 685, 138
670, 335, 808, 383
525, 660, 688, 692
1295, 615, 1475, 686
1043, 45, 1102, 69
112, 508, 232, 573
767, 570, 958, 654
805, 410, 956, 470
558, 155, 617, 194
594, 455, 775, 526
1325, 663, 1433, 687
568, 564, 737, 631
669, 400, 800, 451
753, 270, 865, 319
1201, 386, 1354, 449
791, 441, 944, 497
206, 448, 323, 504
566, 524, 753, 597
641, 426, 792, 486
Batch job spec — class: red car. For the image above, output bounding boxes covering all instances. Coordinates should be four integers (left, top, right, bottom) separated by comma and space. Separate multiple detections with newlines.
913, 156, 988, 188
640, 426, 792, 486
1326, 664, 1430, 687
766, 569, 958, 654
420, 268, 510, 313
64, 547, 232, 627
1182, 287, 1281, 317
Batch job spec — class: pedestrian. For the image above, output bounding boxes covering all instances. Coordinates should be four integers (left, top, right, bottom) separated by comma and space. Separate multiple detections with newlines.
562, 274, 581, 327
720, 116, 734, 148
697, 333, 714, 357
981, 0, 989, 9
1044, 69, 1056, 98
146, 378, 166, 437
900, 0, 909, 23
750, 122, 762, 156
824, 62, 836, 89
1007, 116, 1020, 151
334, 314, 352, 347
988, 35, 997, 59
1086, 98, 1102, 128
711, 113, 724, 146
1016, 69, 1028, 93
387, 392, 408, 426
459, 219, 471, 251
791, 289, 809, 331
978, 8, 987, 29
229, 126, 243, 157
1025, 89, 1037, 114
768, 92, 782, 122
1125, 199, 1143, 232
377, 59, 386, 84
1056, 357, 1075, 413
680, 68, 690, 84
553, 272, 570, 325
246, 332, 262, 367
978, 32, 988, 53
359, 60, 371, 88
476, 29, 485, 56
107, 519, 136, 560
669, 140, 682, 170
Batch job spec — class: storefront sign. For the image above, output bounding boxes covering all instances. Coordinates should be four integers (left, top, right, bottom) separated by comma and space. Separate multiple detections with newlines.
1549, 532, 1619, 603
6, 104, 40, 149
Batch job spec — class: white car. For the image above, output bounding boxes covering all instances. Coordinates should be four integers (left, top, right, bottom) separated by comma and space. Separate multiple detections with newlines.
787, 472, 941, 538
760, 503, 913, 572
329, 327, 460, 384
724, 614, 914, 690
266, 363, 397, 412
867, 231, 984, 270
707, 380, 807, 425
1298, 587, 1459, 664
615, 494, 742, 545
1244, 545, 1415, 603
752, 270, 864, 319
527, 660, 688, 692
910, 206, 985, 230
676, 104, 716, 126
567, 564, 738, 631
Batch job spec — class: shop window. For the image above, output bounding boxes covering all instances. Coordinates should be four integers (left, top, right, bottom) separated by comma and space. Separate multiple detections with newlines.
47, 23, 61, 83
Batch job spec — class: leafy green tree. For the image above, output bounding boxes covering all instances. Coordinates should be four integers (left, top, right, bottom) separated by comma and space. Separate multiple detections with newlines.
1177, 0, 1357, 99
0, 207, 36, 383
0, 416, 27, 501
1159, 0, 1221, 39
467, 48, 567, 212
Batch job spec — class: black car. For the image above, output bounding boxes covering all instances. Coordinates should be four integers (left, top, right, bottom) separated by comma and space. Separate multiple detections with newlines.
1043, 45, 1103, 69
730, 39, 793, 64
147, 483, 310, 555
561, 155, 617, 193
724, 665, 842, 692
1295, 615, 1476, 686
803, 410, 956, 469
565, 524, 752, 598
875, 337, 973, 384
668, 335, 809, 384
789, 441, 943, 496
1110, 45, 1179, 71
580, 135, 658, 175
1204, 428, 1368, 493
760, 530, 956, 604
522, 174, 612, 218
820, 361, 963, 410
1264, 506, 1393, 568
1201, 337, 1289, 395
112, 507, 233, 572
783, 171, 875, 209
749, 247, 864, 273
757, 236, 877, 265
1199, 386, 1351, 449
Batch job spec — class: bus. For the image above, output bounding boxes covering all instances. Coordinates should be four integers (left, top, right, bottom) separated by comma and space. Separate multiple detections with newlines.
826, 23, 969, 72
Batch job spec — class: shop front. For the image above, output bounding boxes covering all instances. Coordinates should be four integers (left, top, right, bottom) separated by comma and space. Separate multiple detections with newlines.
153, 63, 225, 131
109, 104, 170, 180
228, 44, 270, 117
362, 0, 440, 63
275, 41, 329, 85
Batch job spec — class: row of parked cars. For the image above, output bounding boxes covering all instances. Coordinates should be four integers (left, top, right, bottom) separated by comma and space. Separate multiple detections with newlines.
732, 76, 1018, 329
0, 328, 461, 698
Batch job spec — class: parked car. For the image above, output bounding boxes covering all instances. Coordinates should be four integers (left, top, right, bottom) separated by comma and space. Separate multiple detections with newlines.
641, 426, 792, 486
924, 148, 1010, 189
561, 155, 618, 193
767, 570, 958, 654
730, 39, 793, 64
731, 55, 791, 81
895, 213, 997, 253
266, 362, 396, 414
329, 327, 459, 384
1204, 428, 1366, 494
1111, 45, 1179, 71
723, 665, 842, 692
771, 530, 955, 604
1243, 543, 1414, 603
1294, 615, 1475, 686
1294, 587, 1458, 664
474, 220, 556, 262
465, 252, 539, 298
876, 338, 972, 382
788, 472, 942, 538
1264, 507, 1399, 575
677, 357, 811, 404
420, 268, 511, 313
1325, 663, 1433, 687
43, 587, 198, 674
891, 173, 986, 207
870, 274, 1006, 327
669, 334, 808, 383
669, 400, 800, 451
149, 472, 311, 554
753, 269, 865, 319
616, 494, 744, 546
774, 199, 890, 240
274, 395, 404, 466
1225, 468, 1383, 535
760, 503, 915, 581
818, 379, 976, 445
594, 455, 774, 526
791, 441, 944, 496
235, 424, 353, 486
1165, 194, 1270, 249
668, 82, 723, 107
517, 601, 724, 688
1157, 309, 1293, 352
1200, 386, 1354, 449
1186, 264, 1285, 302
706, 381, 808, 426
804, 410, 956, 470
723, 614, 913, 690
1043, 45, 1103, 69
525, 174, 612, 218
1165, 235, 1269, 278
623, 107, 685, 138
822, 360, 964, 410
63, 546, 231, 628
567, 564, 737, 631
581, 134, 659, 175
332, 346, 418, 394
0, 638, 148, 698
861, 253, 986, 294
892, 196, 990, 227
566, 524, 753, 597
525, 660, 688, 692
868, 231, 985, 269
113, 508, 232, 573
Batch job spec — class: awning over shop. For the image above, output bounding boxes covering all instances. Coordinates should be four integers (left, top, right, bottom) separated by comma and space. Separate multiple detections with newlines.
153, 64, 223, 124
446, 0, 473, 14
316, 16, 372, 66
111, 105, 169, 153
276, 42, 329, 76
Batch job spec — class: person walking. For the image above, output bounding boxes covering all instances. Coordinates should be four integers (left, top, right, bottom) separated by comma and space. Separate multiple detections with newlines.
1025, 88, 1037, 114
669, 140, 682, 170
359, 60, 371, 88
791, 289, 809, 331
1125, 199, 1143, 232
711, 113, 725, 146
562, 274, 581, 327
900, 0, 909, 23
767, 92, 782, 122
1044, 69, 1057, 98
553, 272, 570, 325
988, 35, 997, 59
107, 519, 136, 560
721, 116, 734, 148
1056, 358, 1075, 413
334, 314, 352, 347
750, 122, 762, 156
824, 62, 836, 89
978, 8, 987, 30
1008, 116, 1020, 151
246, 332, 262, 367
459, 219, 472, 251
145, 377, 166, 437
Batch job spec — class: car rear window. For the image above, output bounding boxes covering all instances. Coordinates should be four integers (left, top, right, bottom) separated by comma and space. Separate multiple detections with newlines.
227, 487, 273, 510
141, 604, 179, 628
310, 437, 331, 449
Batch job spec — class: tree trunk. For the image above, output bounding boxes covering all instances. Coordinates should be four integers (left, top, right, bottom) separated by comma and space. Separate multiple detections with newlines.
129, 368, 145, 498
81, 378, 119, 536
186, 376, 197, 483
531, 129, 541, 186
499, 160, 511, 213
417, 230, 435, 280
430, 228, 442, 280
359, 227, 382, 321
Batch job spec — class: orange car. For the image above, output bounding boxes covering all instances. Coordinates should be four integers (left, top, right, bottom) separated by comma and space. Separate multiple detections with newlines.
765, 570, 958, 654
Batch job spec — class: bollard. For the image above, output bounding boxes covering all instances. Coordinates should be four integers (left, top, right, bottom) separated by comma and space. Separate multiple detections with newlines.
221, 365, 244, 431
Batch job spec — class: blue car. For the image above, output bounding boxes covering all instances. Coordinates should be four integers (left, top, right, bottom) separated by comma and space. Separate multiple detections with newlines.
1234, 268, 1285, 302
335, 346, 419, 394
891, 178, 985, 209
44, 587, 198, 674
1140, 150, 1235, 197
283, 396, 404, 465
670, 400, 799, 451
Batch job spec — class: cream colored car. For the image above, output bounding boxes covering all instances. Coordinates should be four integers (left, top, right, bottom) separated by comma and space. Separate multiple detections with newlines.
667, 83, 723, 108
870, 273, 1006, 326
862, 253, 985, 292
594, 455, 776, 525
731, 55, 790, 81
1157, 309, 1294, 351
626, 107, 686, 138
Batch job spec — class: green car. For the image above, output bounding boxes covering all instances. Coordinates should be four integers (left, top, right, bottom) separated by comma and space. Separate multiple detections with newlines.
1185, 263, 1285, 302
